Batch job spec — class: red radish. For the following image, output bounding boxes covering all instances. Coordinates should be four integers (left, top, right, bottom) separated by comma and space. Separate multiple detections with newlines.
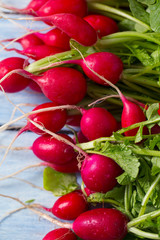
35, 28, 71, 50
47, 155, 79, 173
29, 13, 97, 46
121, 95, 148, 136
51, 52, 123, 86
84, 14, 119, 38
1, 0, 47, 15
51, 191, 88, 220
1, 34, 43, 50
0, 57, 30, 93
32, 134, 76, 165
81, 154, 122, 193
5, 45, 64, 60
72, 208, 128, 240
22, 102, 67, 135
29, 67, 87, 105
158, 104, 160, 115
43, 228, 77, 240
66, 114, 82, 127
37, 0, 88, 18
80, 107, 117, 140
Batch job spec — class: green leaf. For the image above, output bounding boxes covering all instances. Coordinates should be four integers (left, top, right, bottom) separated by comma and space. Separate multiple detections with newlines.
149, 1, 160, 32
146, 103, 159, 120
117, 172, 133, 185
135, 125, 143, 143
146, 103, 160, 129
129, 0, 150, 24
137, 0, 155, 5
96, 142, 140, 179
43, 167, 79, 196
25, 199, 35, 204
149, 135, 160, 150
88, 186, 125, 204
126, 44, 154, 66
151, 157, 160, 175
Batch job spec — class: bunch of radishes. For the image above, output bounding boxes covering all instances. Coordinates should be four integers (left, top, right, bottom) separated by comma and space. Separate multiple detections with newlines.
0, 0, 152, 239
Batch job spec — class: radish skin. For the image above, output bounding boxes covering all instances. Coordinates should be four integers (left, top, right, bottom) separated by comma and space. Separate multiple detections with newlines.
0, 57, 30, 93
84, 14, 119, 38
37, 0, 88, 18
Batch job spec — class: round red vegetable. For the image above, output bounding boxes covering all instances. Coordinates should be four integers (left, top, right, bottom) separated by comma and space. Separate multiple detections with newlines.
72, 208, 128, 240
52, 191, 88, 220
81, 154, 122, 193
0, 57, 30, 93
43, 228, 77, 240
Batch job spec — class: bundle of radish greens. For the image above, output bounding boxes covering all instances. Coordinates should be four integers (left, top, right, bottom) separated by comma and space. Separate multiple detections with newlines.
2, 0, 160, 239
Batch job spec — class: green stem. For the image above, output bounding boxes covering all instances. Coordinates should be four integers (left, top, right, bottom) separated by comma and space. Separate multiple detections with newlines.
122, 79, 158, 100
128, 227, 160, 239
132, 148, 160, 157
97, 37, 137, 47
99, 32, 160, 47
138, 174, 160, 216
117, 116, 160, 135
128, 209, 160, 228
88, 3, 151, 31
124, 184, 133, 219
122, 74, 159, 88
25, 50, 84, 73
88, 197, 123, 207
77, 134, 160, 150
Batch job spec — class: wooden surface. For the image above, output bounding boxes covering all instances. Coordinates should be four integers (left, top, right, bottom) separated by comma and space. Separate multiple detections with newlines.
0, 1, 73, 239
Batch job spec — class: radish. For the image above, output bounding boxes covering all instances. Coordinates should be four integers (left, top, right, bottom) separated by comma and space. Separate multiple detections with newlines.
43, 228, 77, 240
0, 57, 30, 93
49, 52, 123, 86
19, 102, 67, 136
121, 95, 148, 136
37, 0, 88, 18
35, 28, 71, 50
28, 67, 87, 105
1, 33, 43, 50
81, 154, 123, 193
51, 190, 88, 220
5, 45, 64, 60
48, 155, 79, 173
24, 13, 97, 46
0, 0, 47, 15
72, 208, 128, 240
84, 14, 119, 38
32, 134, 76, 165
80, 107, 117, 140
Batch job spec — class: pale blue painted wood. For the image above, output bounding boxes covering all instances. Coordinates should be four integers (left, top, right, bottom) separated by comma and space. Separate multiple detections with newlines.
0, 3, 77, 240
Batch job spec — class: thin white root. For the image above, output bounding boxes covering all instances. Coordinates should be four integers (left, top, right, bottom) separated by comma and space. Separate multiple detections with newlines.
0, 206, 26, 222
9, 103, 38, 123
3, 176, 45, 191
0, 194, 72, 228
0, 131, 23, 167
0, 163, 42, 181
88, 94, 119, 107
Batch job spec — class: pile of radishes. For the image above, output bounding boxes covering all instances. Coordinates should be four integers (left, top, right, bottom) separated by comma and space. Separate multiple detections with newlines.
0, 0, 155, 239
